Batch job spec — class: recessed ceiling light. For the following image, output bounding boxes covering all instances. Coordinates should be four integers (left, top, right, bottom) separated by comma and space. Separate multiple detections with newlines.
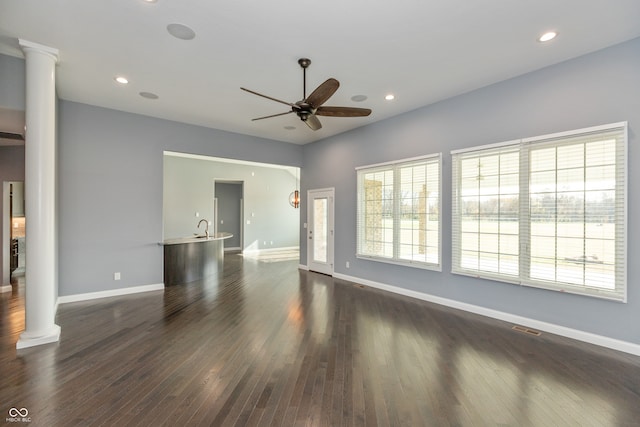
538, 31, 557, 42
139, 91, 159, 100
385, 94, 395, 101
114, 76, 129, 84
351, 95, 368, 102
284, 126, 296, 130
143, 0, 157, 3
167, 23, 196, 40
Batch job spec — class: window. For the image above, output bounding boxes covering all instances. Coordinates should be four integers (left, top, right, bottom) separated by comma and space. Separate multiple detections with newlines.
452, 122, 627, 301
357, 154, 441, 270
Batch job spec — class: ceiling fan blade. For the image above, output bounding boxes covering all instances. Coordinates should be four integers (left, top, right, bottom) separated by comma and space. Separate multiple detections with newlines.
304, 114, 322, 131
251, 111, 294, 121
306, 78, 339, 108
241, 87, 297, 108
315, 106, 372, 117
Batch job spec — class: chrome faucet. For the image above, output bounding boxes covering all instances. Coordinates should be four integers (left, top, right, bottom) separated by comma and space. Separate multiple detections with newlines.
197, 219, 209, 238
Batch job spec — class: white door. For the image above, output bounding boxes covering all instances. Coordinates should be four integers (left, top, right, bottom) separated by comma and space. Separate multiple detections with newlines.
307, 188, 334, 275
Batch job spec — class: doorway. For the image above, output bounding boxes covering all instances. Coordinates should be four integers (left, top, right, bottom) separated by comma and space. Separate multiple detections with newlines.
2, 181, 25, 290
214, 181, 243, 252
306, 188, 334, 275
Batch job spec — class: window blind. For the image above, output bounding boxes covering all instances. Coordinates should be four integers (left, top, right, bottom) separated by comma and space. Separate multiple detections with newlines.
357, 154, 441, 270
452, 122, 627, 302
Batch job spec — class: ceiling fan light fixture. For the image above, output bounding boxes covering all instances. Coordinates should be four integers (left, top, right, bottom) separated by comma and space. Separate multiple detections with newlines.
114, 76, 129, 84
351, 95, 368, 102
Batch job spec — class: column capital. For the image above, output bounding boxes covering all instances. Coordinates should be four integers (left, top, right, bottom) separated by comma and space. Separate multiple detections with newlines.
19, 39, 59, 63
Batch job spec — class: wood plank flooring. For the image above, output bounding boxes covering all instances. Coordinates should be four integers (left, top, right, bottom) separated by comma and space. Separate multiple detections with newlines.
1, 254, 640, 426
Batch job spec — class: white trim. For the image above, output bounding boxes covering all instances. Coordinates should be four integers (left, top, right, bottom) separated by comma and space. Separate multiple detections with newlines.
521, 121, 627, 144
16, 325, 61, 350
357, 255, 441, 272
224, 246, 242, 252
18, 39, 59, 60
0, 284, 12, 293
307, 188, 335, 276
241, 246, 299, 255
57, 283, 164, 304
333, 272, 640, 357
450, 139, 519, 155
355, 152, 441, 170
164, 150, 299, 171
298, 264, 309, 271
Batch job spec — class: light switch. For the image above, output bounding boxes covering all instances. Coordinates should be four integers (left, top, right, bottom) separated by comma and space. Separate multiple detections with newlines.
220, 219, 224, 224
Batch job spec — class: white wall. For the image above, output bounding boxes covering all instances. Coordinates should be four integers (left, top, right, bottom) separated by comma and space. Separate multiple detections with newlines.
163, 154, 299, 250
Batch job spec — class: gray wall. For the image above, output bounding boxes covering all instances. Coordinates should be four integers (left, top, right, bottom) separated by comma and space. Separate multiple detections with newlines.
164, 155, 299, 250
300, 37, 640, 345
0, 54, 25, 111
58, 101, 302, 296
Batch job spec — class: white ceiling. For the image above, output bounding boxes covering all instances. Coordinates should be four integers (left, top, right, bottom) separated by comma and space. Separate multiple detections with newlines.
1, 0, 639, 145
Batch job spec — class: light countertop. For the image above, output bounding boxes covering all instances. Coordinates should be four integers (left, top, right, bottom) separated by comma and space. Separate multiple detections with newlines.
161, 232, 233, 246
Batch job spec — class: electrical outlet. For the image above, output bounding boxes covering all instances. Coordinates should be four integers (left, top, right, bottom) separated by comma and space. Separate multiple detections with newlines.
195, 212, 199, 217
346, 261, 350, 268
114, 272, 121, 280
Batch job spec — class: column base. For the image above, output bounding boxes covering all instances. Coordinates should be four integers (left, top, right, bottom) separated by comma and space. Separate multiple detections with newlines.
16, 324, 61, 349
0, 284, 12, 293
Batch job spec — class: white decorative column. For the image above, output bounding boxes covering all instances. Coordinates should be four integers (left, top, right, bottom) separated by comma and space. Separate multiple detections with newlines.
16, 39, 60, 350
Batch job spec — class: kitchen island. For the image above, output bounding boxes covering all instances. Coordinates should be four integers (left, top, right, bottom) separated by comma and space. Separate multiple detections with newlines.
162, 232, 232, 286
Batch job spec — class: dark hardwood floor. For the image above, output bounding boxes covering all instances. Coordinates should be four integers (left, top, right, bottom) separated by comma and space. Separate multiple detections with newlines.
1, 254, 639, 426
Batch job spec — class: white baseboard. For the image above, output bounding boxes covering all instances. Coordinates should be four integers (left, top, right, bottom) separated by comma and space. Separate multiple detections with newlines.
243, 246, 299, 254
16, 324, 61, 350
224, 247, 242, 252
57, 283, 165, 304
298, 264, 309, 271
0, 284, 12, 293
333, 272, 640, 357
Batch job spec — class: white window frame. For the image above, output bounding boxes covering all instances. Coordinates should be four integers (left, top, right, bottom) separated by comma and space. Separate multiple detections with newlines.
451, 122, 627, 302
356, 153, 442, 271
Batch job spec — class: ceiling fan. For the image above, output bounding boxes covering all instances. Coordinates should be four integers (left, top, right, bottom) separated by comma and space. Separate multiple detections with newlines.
241, 58, 372, 131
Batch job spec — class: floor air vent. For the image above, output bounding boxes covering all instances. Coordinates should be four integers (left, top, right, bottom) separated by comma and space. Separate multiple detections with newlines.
512, 325, 542, 336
